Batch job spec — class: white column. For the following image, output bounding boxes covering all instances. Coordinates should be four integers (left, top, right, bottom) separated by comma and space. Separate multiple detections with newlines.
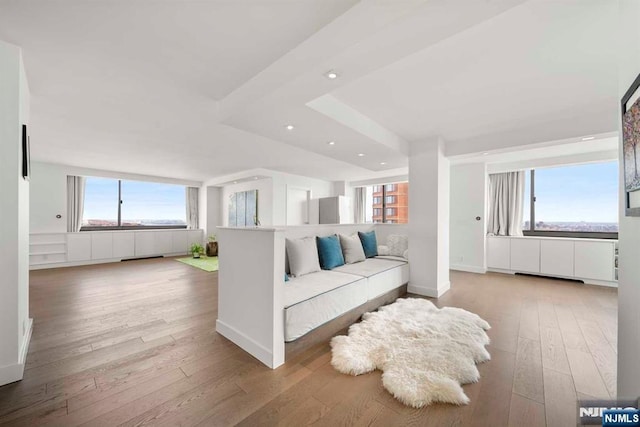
617, 0, 640, 399
407, 137, 450, 297
0, 41, 31, 386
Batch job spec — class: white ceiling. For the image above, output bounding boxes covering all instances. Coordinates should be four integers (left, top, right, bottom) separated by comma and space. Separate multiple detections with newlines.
0, 0, 622, 183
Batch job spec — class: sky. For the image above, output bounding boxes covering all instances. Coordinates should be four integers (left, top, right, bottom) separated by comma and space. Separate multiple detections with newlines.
83, 177, 186, 221
523, 161, 619, 223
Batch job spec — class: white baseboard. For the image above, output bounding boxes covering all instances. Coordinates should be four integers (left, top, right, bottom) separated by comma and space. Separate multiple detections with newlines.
30, 252, 190, 270
0, 317, 32, 386
408, 281, 451, 298
216, 319, 283, 369
450, 264, 487, 274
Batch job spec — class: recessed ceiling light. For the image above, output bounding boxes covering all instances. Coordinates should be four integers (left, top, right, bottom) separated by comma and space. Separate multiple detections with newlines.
233, 181, 237, 184
380, 162, 387, 165
482, 152, 489, 156
325, 70, 339, 80
254, 176, 259, 180
358, 153, 365, 157
285, 124, 294, 130
328, 141, 335, 145
581, 136, 595, 141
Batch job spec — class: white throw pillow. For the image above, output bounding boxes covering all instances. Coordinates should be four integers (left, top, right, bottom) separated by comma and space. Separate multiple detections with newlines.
339, 234, 366, 264
387, 235, 409, 257
286, 237, 321, 277
377, 245, 390, 256
403, 249, 409, 260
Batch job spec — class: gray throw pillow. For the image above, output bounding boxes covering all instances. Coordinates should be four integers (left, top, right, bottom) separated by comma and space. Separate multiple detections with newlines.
286, 237, 321, 277
339, 234, 366, 264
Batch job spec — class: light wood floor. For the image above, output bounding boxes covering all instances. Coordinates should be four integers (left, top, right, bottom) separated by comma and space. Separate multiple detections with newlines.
0, 258, 618, 426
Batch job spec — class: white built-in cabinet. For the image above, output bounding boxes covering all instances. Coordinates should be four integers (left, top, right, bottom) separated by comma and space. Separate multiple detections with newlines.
30, 229, 204, 269
487, 236, 617, 286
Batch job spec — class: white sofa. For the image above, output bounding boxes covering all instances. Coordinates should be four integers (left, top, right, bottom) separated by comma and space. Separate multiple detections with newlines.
216, 224, 409, 369
284, 257, 409, 342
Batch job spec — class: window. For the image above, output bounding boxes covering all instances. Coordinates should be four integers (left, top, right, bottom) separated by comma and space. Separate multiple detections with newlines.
363, 182, 409, 224
82, 177, 187, 230
523, 161, 618, 237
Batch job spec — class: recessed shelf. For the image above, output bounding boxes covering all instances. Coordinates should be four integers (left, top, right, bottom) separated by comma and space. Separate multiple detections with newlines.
30, 242, 66, 246
30, 251, 67, 256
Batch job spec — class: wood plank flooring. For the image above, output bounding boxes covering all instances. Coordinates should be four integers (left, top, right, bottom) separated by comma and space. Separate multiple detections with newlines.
0, 259, 618, 426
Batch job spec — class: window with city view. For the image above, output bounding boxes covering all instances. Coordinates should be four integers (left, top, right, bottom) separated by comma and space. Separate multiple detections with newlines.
522, 161, 618, 235
82, 177, 187, 229
363, 182, 408, 223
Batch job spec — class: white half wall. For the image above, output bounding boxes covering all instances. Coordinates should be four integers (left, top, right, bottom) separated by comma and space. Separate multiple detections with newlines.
0, 41, 31, 386
617, 0, 640, 400
450, 163, 487, 273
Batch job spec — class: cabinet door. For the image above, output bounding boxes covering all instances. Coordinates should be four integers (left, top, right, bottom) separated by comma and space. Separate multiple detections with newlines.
91, 233, 113, 260
171, 231, 188, 254
510, 239, 540, 273
67, 233, 92, 261
540, 240, 574, 277
135, 232, 156, 256
113, 233, 135, 258
155, 232, 173, 254
487, 237, 510, 270
574, 241, 614, 281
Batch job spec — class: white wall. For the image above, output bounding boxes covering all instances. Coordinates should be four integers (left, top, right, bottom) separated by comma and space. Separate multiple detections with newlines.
205, 186, 222, 238
219, 171, 334, 227
272, 172, 333, 225
449, 163, 487, 273
30, 161, 201, 234
0, 41, 31, 386
617, 0, 640, 399
221, 178, 274, 226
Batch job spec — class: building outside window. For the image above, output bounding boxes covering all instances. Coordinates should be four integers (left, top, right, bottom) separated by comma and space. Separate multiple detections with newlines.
364, 182, 409, 223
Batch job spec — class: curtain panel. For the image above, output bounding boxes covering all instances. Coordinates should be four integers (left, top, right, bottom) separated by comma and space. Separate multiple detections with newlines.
354, 187, 366, 224
186, 187, 199, 229
487, 171, 525, 236
66, 176, 86, 232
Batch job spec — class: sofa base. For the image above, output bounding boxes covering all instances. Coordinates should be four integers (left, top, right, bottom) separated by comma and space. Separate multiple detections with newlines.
285, 284, 408, 362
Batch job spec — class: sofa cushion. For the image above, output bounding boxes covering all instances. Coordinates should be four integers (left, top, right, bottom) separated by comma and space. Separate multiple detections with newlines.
358, 230, 378, 258
286, 237, 321, 277
284, 270, 364, 308
339, 233, 366, 264
332, 257, 407, 278
316, 235, 345, 270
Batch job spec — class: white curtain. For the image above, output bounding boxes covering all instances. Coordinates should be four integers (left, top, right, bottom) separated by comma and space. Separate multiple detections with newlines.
487, 171, 525, 236
354, 187, 365, 223
67, 176, 86, 232
186, 187, 199, 229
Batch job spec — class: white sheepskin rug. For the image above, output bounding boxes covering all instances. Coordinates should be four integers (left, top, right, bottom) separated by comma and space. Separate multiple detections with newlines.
330, 298, 491, 408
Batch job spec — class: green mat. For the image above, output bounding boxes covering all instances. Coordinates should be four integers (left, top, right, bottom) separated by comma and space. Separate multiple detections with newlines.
176, 256, 219, 272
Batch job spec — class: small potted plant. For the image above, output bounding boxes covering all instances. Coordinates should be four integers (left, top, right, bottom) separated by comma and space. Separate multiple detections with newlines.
206, 235, 218, 257
190, 243, 204, 259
